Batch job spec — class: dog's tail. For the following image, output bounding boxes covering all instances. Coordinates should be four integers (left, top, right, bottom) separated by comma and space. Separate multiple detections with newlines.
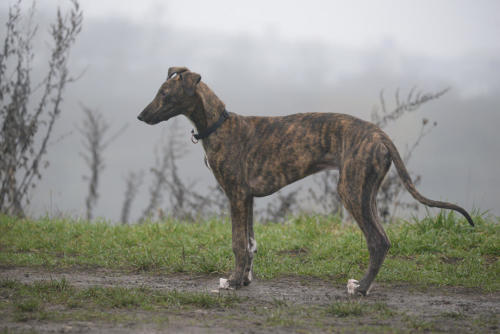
381, 135, 474, 227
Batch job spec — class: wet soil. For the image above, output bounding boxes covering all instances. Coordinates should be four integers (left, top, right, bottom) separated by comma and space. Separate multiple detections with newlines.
1, 266, 498, 333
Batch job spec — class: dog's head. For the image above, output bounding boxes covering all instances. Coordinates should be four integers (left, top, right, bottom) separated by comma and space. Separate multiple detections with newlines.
137, 67, 201, 125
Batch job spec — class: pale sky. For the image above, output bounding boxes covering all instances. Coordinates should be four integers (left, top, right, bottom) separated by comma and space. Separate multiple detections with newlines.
79, 0, 500, 59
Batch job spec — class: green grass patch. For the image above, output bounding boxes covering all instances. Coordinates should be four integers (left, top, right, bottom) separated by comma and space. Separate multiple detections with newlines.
0, 278, 241, 322
326, 300, 365, 317
440, 311, 466, 320
0, 211, 498, 290
325, 299, 396, 318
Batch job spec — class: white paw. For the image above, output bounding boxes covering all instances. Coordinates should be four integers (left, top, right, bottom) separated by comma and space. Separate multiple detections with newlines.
219, 278, 233, 290
249, 237, 257, 254
347, 279, 359, 295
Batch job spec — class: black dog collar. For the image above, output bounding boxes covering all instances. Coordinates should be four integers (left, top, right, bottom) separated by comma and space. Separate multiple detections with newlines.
191, 110, 229, 143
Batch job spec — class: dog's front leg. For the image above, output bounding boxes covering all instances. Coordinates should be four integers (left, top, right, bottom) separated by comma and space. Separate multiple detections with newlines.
244, 197, 256, 286
228, 195, 253, 288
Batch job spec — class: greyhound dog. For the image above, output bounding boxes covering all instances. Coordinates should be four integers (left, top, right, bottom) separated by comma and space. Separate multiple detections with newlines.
138, 67, 474, 295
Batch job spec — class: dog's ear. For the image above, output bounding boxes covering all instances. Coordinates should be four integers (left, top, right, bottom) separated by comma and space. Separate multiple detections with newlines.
180, 71, 201, 96
167, 66, 189, 80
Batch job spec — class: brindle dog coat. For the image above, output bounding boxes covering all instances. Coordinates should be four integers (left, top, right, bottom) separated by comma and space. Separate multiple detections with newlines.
138, 67, 474, 295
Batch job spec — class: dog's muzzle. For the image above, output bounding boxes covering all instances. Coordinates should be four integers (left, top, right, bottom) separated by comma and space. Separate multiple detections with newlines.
137, 107, 159, 125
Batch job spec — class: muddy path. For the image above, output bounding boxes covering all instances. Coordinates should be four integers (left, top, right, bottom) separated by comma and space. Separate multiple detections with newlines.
1, 266, 499, 333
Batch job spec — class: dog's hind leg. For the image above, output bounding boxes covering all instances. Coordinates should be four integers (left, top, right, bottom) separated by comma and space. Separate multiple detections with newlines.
338, 142, 392, 295
228, 195, 253, 288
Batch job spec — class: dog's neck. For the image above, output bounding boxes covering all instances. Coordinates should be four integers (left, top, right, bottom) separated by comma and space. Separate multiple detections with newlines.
185, 82, 226, 136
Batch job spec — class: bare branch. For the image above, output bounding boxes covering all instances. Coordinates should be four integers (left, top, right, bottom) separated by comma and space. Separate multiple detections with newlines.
120, 171, 143, 224
77, 105, 125, 220
262, 190, 300, 223
139, 122, 230, 222
307, 170, 341, 216
0, 0, 83, 216
373, 88, 447, 221
140, 136, 172, 222
371, 87, 449, 129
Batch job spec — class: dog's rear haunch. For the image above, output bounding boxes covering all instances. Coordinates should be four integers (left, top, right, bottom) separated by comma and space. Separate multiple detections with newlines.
138, 67, 474, 295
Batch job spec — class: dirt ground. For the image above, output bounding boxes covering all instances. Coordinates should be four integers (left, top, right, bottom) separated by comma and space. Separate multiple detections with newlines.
1, 267, 499, 333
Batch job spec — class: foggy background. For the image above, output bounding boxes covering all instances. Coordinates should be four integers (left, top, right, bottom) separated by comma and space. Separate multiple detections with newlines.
1, 0, 499, 221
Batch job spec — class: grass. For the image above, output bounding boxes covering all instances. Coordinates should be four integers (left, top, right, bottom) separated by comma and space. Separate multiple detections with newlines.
0, 278, 241, 322
326, 300, 394, 318
0, 211, 498, 290
326, 300, 364, 317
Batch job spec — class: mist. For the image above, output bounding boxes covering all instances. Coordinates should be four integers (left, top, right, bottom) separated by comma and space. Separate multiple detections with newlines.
2, 0, 498, 221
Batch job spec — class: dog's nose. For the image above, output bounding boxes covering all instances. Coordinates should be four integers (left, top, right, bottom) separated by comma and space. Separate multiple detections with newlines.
137, 114, 144, 121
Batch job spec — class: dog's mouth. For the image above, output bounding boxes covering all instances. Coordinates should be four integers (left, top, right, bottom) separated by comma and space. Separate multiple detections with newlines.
137, 111, 161, 125
137, 106, 180, 125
